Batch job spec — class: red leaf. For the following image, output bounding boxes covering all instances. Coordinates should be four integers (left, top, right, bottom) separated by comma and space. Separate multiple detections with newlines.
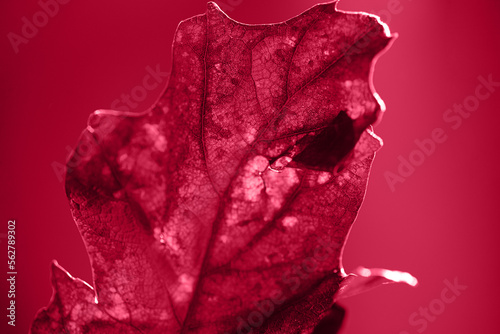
32, 2, 398, 333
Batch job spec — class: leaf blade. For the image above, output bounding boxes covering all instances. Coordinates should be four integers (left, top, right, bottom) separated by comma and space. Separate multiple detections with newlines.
32, 2, 396, 333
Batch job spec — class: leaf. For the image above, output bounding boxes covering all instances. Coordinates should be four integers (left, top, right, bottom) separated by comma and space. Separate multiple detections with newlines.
32, 1, 401, 333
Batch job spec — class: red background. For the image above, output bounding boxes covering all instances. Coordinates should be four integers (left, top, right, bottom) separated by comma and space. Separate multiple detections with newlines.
1, 0, 500, 333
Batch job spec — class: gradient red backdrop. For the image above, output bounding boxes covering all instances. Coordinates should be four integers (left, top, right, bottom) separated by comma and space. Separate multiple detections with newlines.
1, 0, 500, 333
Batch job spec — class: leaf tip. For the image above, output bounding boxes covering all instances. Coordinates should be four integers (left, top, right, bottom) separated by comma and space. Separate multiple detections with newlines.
357, 267, 418, 287
207, 1, 222, 13
336, 267, 418, 301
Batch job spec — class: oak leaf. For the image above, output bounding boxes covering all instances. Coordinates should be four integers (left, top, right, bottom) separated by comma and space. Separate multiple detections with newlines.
32, 2, 412, 333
